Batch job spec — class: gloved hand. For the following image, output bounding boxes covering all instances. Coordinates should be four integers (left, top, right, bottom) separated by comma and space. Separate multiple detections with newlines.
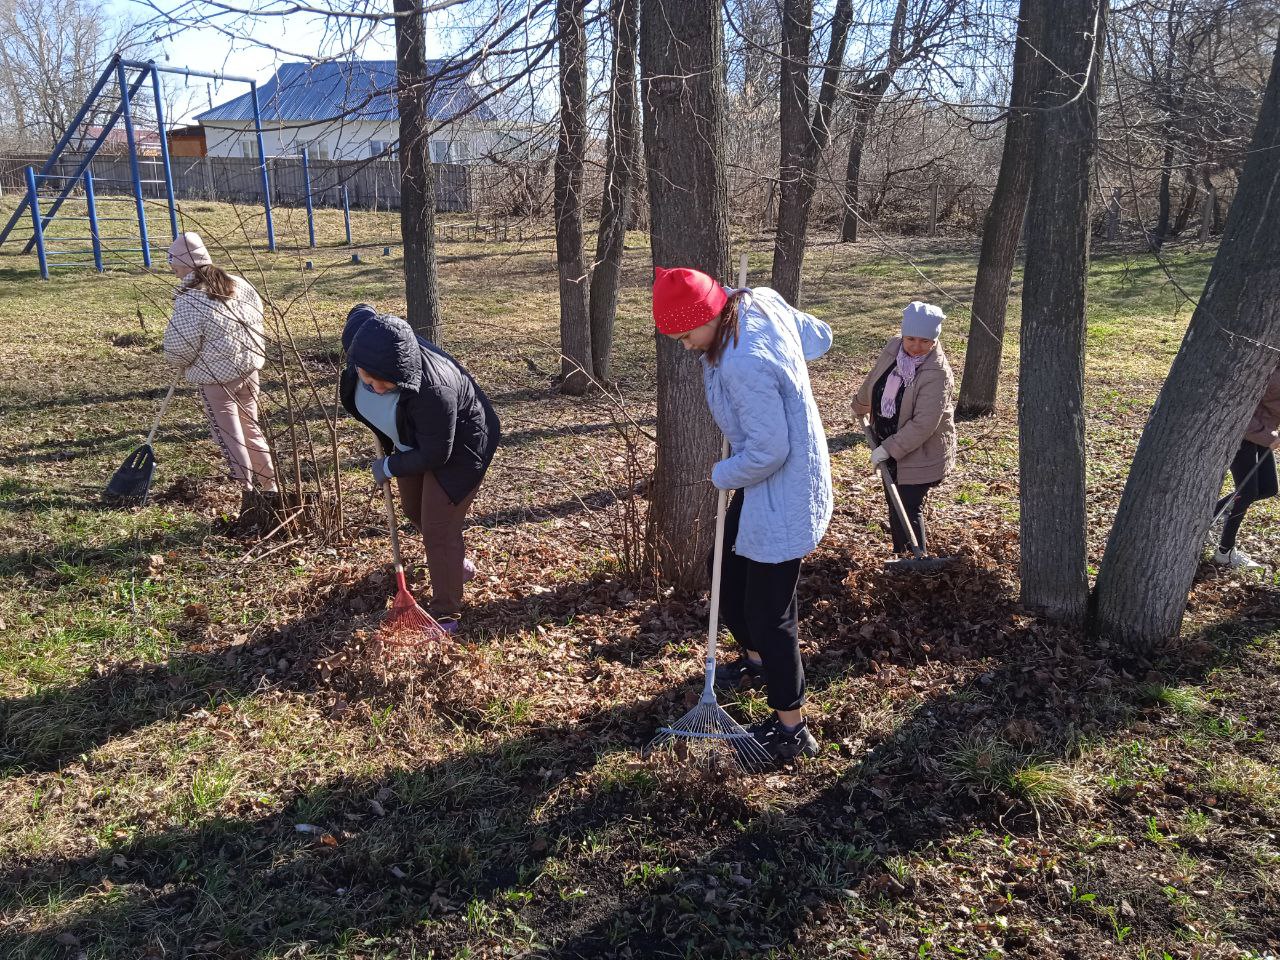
370, 456, 394, 487
870, 446, 891, 466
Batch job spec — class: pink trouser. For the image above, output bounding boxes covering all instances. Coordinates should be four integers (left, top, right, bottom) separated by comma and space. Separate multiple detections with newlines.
199, 371, 277, 491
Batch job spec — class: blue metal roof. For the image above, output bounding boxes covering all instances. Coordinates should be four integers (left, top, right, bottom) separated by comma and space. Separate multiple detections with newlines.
195, 60, 494, 125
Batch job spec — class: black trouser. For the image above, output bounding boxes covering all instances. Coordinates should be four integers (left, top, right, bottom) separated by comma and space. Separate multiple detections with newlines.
1215, 440, 1278, 551
882, 465, 937, 553
714, 490, 805, 713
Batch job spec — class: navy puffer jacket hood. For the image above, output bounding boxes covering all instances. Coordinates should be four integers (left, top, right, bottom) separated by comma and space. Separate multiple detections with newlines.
341, 303, 379, 353
347, 313, 422, 391
339, 312, 501, 504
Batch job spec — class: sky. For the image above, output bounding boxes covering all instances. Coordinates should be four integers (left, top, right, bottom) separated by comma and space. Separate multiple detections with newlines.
110, 0, 450, 122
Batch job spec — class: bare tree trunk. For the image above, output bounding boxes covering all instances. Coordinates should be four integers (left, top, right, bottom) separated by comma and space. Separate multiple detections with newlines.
1154, 135, 1176, 247
1017, 0, 1108, 624
956, 0, 1045, 418
839, 103, 872, 243
1094, 37, 1280, 649
770, 0, 852, 305
394, 0, 442, 344
555, 0, 592, 395
838, 0, 910, 244
641, 0, 729, 591
589, 0, 639, 384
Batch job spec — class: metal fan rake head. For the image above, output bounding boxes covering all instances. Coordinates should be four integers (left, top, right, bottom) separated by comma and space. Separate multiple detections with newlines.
645, 688, 773, 773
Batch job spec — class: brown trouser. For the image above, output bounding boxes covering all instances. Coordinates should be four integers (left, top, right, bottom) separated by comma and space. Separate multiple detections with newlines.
200, 371, 277, 491
396, 472, 477, 619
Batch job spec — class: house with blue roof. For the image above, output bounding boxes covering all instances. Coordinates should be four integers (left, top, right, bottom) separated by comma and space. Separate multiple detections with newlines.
195, 60, 518, 163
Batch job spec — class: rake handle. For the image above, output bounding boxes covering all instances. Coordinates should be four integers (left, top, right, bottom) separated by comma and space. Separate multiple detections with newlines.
701, 253, 752, 696
145, 381, 178, 447
863, 416, 926, 560
381, 479, 406, 574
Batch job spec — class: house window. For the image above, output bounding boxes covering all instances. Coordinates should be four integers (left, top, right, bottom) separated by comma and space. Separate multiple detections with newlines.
369, 140, 394, 159
239, 140, 258, 159
300, 141, 329, 161
430, 140, 451, 164
451, 140, 471, 163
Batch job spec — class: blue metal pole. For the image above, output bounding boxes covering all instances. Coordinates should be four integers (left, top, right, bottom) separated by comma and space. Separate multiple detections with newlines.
249, 81, 276, 252
302, 148, 316, 247
84, 170, 103, 272
116, 61, 152, 268
342, 184, 352, 245
149, 61, 179, 241
25, 167, 48, 280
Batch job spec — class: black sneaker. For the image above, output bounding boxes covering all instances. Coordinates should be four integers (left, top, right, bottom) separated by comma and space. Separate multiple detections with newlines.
748, 715, 819, 763
714, 656, 763, 693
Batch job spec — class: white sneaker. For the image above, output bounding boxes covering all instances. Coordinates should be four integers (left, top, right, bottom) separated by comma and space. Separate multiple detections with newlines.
1213, 548, 1264, 570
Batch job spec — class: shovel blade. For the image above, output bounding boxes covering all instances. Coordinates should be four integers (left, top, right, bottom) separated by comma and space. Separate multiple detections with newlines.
104, 444, 157, 505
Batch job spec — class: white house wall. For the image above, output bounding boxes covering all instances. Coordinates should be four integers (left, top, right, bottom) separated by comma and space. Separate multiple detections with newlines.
201, 119, 513, 163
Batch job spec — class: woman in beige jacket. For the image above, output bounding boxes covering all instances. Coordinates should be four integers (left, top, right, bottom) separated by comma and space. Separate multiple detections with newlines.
852, 301, 956, 555
1212, 364, 1280, 569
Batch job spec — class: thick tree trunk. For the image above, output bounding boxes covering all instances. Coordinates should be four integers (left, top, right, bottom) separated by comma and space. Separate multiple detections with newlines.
770, 0, 852, 306
393, 0, 441, 343
640, 0, 729, 591
955, 0, 1045, 418
771, 0, 815, 306
589, 0, 639, 384
1094, 38, 1280, 649
1017, 0, 1107, 624
555, 0, 592, 395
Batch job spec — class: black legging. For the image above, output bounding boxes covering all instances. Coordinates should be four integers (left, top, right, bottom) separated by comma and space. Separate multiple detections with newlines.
714, 490, 805, 713
1215, 440, 1278, 552
882, 461, 938, 553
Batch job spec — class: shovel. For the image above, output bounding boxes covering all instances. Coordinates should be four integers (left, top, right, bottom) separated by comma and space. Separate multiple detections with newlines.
104, 381, 178, 506
862, 417, 951, 573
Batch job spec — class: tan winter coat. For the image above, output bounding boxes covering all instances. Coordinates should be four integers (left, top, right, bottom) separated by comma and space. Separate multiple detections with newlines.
1245, 365, 1280, 449
852, 337, 957, 485
163, 276, 266, 385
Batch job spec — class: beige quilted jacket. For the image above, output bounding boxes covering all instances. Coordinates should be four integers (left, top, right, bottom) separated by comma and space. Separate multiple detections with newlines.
163, 276, 266, 385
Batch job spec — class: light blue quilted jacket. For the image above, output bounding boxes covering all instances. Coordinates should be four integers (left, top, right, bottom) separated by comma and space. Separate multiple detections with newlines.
704, 287, 833, 563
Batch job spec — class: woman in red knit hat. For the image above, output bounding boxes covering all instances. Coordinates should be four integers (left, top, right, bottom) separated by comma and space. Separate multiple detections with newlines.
654, 265, 833, 764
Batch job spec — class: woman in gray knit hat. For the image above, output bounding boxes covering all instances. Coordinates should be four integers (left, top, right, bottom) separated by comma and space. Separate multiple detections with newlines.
852, 301, 957, 556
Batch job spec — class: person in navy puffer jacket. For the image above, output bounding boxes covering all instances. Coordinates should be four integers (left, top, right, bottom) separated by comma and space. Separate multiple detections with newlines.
340, 305, 500, 634
654, 267, 833, 763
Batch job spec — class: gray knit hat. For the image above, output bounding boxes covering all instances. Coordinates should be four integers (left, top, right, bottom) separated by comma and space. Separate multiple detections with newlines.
902, 301, 944, 340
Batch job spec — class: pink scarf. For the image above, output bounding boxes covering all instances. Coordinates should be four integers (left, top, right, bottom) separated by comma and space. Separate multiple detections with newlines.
880, 346, 926, 419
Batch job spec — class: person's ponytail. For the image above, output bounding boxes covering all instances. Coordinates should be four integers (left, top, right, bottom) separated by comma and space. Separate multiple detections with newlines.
184, 264, 237, 302
703, 291, 744, 367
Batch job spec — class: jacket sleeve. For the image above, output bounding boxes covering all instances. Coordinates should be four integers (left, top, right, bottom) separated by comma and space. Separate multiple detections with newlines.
883, 369, 948, 460
163, 293, 203, 371
710, 359, 791, 490
386, 385, 457, 476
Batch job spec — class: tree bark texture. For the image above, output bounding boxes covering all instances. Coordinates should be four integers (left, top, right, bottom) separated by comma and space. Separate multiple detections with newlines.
956, 0, 1046, 417
640, 0, 729, 591
555, 0, 592, 395
1094, 37, 1280, 648
589, 0, 639, 383
1017, 0, 1108, 624
770, 0, 851, 306
393, 0, 441, 343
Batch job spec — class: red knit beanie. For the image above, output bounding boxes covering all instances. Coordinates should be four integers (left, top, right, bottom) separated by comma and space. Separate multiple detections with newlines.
652, 266, 728, 335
